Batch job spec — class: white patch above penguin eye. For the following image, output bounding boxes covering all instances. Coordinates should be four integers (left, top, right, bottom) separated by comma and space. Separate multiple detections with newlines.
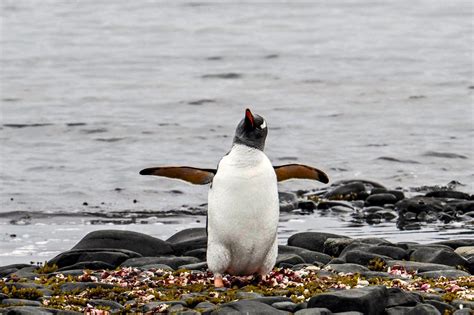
260, 120, 266, 129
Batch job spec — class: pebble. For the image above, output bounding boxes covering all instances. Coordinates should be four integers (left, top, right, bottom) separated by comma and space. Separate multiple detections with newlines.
288, 232, 349, 252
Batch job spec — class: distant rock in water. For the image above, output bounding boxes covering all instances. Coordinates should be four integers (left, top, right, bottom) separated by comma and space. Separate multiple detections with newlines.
423, 151, 468, 159
377, 156, 421, 164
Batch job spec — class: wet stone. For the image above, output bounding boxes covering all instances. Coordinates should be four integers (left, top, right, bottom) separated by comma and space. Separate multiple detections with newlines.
279, 192, 299, 212
166, 228, 208, 255
48, 248, 140, 269
72, 230, 173, 256
57, 261, 116, 271
386, 260, 455, 272
323, 238, 355, 256
275, 254, 305, 267
271, 301, 299, 312
307, 285, 388, 315
406, 303, 441, 315
1, 299, 42, 307
417, 270, 471, 279
120, 256, 200, 270
341, 250, 390, 266
424, 300, 455, 314
386, 287, 422, 307
327, 263, 369, 273
211, 300, 287, 314
425, 190, 470, 200
365, 193, 398, 206
294, 308, 332, 315
278, 245, 332, 264
324, 182, 366, 200
89, 299, 124, 313
288, 232, 349, 252
183, 248, 207, 260
410, 248, 468, 269
178, 261, 208, 270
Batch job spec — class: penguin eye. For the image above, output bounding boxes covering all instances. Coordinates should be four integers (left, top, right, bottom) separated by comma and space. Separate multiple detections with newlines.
259, 120, 266, 129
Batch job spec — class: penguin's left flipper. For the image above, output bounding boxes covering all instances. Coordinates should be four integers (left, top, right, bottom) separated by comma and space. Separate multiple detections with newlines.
274, 164, 329, 184
139, 167, 216, 185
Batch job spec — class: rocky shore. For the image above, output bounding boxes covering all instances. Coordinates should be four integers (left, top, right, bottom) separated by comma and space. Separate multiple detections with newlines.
1, 180, 473, 314
1, 227, 472, 314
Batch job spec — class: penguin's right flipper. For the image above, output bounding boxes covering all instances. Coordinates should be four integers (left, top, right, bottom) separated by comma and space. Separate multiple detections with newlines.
274, 164, 329, 184
139, 166, 216, 185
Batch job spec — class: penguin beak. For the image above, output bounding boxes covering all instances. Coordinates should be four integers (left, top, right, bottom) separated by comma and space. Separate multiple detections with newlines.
245, 108, 255, 129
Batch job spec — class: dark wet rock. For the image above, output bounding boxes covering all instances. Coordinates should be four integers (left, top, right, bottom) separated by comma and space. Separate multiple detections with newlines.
386, 287, 422, 307
424, 300, 455, 314
324, 182, 366, 200
455, 246, 474, 258
410, 248, 468, 269
341, 250, 390, 266
386, 260, 455, 272
307, 285, 388, 315
178, 262, 208, 270
142, 301, 186, 312
395, 196, 449, 215
0, 306, 80, 315
366, 245, 408, 260
271, 301, 299, 312
1, 299, 42, 307
295, 308, 332, 315
166, 228, 208, 255
195, 301, 217, 312
89, 299, 123, 313
297, 200, 317, 213
202, 73, 242, 79
57, 261, 115, 271
121, 256, 200, 270
453, 309, 473, 315
211, 300, 286, 314
279, 192, 299, 212
60, 282, 116, 293
235, 291, 263, 299
292, 263, 320, 271
278, 245, 332, 264
0, 264, 33, 277
425, 190, 470, 200
72, 230, 173, 256
249, 296, 292, 305
407, 303, 441, 315
451, 201, 474, 213
288, 232, 349, 252
323, 238, 355, 256
8, 267, 38, 280
330, 205, 354, 213
327, 263, 369, 273
387, 190, 405, 201
332, 179, 386, 189
183, 248, 207, 260
451, 299, 474, 310
49, 249, 141, 269
429, 239, 474, 249
418, 270, 471, 279
275, 254, 305, 267
317, 200, 354, 211
366, 193, 398, 206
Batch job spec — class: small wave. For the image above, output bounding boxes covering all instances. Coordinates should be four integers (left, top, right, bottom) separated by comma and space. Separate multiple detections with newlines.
81, 128, 107, 134
3, 123, 52, 128
423, 151, 468, 159
66, 122, 87, 127
95, 137, 125, 142
188, 99, 216, 105
377, 156, 421, 164
202, 73, 242, 79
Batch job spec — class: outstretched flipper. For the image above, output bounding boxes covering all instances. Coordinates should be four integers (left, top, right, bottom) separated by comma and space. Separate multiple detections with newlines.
139, 166, 216, 185
274, 164, 329, 184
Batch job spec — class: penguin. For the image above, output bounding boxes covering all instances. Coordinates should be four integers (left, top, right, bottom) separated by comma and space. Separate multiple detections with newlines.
140, 108, 329, 287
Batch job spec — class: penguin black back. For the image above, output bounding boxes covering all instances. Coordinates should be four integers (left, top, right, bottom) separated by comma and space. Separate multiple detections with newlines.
233, 108, 268, 151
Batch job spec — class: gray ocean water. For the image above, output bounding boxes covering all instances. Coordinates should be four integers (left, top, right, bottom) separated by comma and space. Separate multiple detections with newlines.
0, 1, 473, 264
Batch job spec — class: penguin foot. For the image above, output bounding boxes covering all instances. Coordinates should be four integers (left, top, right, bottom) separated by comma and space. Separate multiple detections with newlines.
214, 274, 224, 288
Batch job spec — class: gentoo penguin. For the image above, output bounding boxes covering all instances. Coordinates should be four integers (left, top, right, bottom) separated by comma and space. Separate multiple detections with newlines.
140, 109, 329, 287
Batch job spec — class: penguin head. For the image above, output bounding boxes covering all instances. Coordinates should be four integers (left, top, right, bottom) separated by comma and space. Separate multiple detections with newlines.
233, 108, 268, 151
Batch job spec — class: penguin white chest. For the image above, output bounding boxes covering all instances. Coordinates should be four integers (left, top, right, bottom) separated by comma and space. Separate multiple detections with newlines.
207, 144, 279, 276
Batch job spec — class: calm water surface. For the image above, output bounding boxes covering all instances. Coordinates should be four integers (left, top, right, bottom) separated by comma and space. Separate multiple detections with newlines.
0, 1, 472, 264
